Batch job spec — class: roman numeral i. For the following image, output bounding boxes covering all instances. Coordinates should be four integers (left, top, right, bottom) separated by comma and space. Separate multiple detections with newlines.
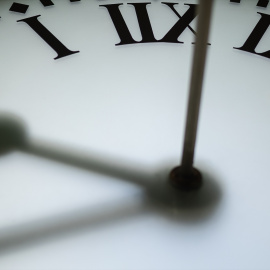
234, 12, 270, 59
17, 15, 79, 60
100, 2, 198, 45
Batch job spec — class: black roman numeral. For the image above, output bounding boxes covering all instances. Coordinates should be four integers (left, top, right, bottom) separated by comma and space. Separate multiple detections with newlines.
100, 2, 198, 45
17, 15, 79, 60
234, 12, 270, 59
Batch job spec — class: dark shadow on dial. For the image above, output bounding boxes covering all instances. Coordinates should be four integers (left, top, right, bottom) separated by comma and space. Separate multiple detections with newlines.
0, 113, 223, 252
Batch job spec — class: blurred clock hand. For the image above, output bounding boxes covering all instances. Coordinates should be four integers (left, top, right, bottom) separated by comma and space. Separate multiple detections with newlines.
0, 112, 151, 188
0, 112, 220, 208
0, 112, 221, 251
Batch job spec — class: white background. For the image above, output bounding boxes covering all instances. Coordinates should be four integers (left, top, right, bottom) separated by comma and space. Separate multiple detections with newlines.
0, 0, 270, 269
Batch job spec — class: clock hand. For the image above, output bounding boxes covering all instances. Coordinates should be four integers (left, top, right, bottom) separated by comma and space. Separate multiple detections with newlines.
23, 138, 152, 188
0, 113, 151, 187
0, 114, 222, 252
0, 195, 144, 253
0, 112, 221, 209
22, 137, 221, 209
0, 106, 221, 251
0, 113, 27, 154
170, 0, 214, 191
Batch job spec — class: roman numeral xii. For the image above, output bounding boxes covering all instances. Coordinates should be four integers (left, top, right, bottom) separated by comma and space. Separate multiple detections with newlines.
100, 2, 198, 45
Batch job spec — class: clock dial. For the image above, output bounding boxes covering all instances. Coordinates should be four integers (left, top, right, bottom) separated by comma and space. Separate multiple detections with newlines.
0, 0, 270, 269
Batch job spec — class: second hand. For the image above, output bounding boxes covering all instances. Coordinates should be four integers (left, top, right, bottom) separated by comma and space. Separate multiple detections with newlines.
169, 0, 214, 191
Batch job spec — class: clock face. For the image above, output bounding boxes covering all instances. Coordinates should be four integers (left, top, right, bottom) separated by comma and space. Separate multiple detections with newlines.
1, 0, 270, 269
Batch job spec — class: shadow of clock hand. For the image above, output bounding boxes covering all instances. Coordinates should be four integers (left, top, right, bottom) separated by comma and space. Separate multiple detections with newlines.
0, 113, 222, 252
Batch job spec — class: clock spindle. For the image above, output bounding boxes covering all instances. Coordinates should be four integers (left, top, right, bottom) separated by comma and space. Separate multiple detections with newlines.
169, 0, 214, 191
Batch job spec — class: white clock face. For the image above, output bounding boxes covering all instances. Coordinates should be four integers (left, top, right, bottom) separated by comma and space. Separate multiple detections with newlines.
0, 0, 270, 269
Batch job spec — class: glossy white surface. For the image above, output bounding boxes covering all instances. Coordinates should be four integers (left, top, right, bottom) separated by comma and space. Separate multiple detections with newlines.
0, 0, 270, 269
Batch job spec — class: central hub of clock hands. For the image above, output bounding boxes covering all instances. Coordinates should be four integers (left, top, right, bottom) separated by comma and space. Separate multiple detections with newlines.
169, 0, 214, 191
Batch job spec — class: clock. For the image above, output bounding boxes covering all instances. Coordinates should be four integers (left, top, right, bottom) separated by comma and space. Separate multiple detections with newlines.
0, 0, 270, 269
